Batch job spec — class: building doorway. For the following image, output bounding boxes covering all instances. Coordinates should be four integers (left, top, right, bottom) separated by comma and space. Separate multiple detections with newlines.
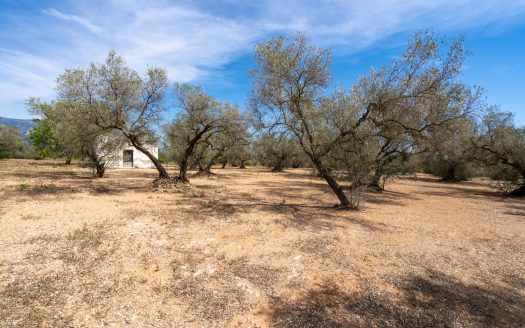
123, 150, 133, 168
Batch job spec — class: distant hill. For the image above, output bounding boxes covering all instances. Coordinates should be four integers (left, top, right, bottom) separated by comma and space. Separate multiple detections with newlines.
0, 117, 36, 137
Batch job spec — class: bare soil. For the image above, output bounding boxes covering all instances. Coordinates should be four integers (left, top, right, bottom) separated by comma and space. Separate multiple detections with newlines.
0, 160, 524, 327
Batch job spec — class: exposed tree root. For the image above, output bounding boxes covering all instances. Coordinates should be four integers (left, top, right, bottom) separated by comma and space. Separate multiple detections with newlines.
152, 177, 186, 187
151, 177, 205, 196
333, 203, 360, 211
152, 177, 189, 191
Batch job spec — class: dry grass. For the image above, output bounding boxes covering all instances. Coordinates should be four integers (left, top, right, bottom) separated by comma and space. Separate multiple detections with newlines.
0, 159, 524, 327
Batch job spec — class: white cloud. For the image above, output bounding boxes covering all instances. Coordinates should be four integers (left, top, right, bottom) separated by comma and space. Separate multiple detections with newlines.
255, 0, 525, 46
42, 8, 104, 36
0, 48, 60, 100
1, 0, 525, 118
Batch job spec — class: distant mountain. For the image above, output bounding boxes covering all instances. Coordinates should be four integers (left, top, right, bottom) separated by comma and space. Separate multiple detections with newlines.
0, 117, 36, 137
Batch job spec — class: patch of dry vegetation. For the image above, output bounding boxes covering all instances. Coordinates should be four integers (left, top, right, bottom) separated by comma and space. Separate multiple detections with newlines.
0, 160, 524, 327
1, 224, 116, 327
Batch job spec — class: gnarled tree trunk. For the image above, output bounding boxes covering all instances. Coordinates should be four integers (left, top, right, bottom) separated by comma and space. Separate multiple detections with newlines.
177, 128, 212, 183
88, 151, 106, 178
369, 163, 384, 191
311, 156, 350, 207
204, 152, 221, 173
65, 152, 73, 165
441, 164, 461, 182
95, 162, 106, 178
271, 156, 285, 172
130, 140, 169, 179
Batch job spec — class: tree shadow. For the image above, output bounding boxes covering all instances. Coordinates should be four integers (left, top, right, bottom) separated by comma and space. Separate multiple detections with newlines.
84, 183, 142, 195
506, 204, 525, 212
279, 170, 319, 180
240, 175, 419, 208
2, 183, 82, 201
266, 270, 525, 327
365, 189, 419, 206
11, 170, 92, 181
1, 179, 146, 200
175, 191, 394, 232
273, 205, 392, 232
401, 177, 509, 201
182, 172, 400, 231
400, 175, 493, 188
504, 211, 525, 217
417, 186, 498, 200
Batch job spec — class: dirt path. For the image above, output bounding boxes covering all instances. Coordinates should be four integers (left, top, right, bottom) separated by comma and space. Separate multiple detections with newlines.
1, 160, 524, 327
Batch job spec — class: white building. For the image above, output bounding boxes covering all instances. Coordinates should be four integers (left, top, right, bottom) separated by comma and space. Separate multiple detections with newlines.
106, 143, 158, 169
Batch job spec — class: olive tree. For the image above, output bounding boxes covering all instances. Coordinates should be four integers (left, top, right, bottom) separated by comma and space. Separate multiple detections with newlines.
54, 51, 170, 179
29, 116, 61, 160
349, 35, 480, 190
28, 99, 125, 177
203, 122, 248, 173
0, 124, 31, 159
229, 142, 253, 169
165, 83, 244, 183
250, 34, 352, 205
423, 117, 478, 181
251, 31, 474, 207
475, 108, 525, 195
253, 134, 301, 172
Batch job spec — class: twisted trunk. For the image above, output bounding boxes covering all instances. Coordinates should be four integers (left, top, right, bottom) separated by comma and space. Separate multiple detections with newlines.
65, 152, 73, 165
178, 155, 191, 183
271, 156, 285, 172
369, 163, 384, 191
88, 151, 106, 178
204, 152, 221, 173
178, 127, 212, 183
311, 156, 350, 207
129, 140, 169, 179
95, 162, 105, 177
441, 164, 461, 182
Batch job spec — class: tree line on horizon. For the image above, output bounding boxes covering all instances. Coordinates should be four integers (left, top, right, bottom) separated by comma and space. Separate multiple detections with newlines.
1, 30, 524, 207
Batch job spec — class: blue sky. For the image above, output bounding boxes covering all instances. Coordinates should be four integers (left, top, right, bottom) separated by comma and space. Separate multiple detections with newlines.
1, 0, 524, 125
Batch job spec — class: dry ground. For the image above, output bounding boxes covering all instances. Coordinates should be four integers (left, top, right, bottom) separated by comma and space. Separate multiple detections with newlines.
0, 159, 524, 327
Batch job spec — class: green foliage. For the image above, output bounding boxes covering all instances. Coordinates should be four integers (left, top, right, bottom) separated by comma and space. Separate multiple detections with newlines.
254, 134, 302, 171
250, 30, 475, 204
164, 83, 246, 180
29, 118, 59, 158
51, 51, 169, 178
0, 124, 33, 159
474, 108, 525, 192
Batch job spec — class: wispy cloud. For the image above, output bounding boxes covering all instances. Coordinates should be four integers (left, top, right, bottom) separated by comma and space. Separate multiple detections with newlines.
42, 8, 104, 36
1, 0, 525, 118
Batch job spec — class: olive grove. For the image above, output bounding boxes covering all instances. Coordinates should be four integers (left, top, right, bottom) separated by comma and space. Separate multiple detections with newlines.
20, 31, 524, 202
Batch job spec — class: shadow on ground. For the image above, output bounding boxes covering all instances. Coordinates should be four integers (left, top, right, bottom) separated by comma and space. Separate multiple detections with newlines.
266, 270, 525, 327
